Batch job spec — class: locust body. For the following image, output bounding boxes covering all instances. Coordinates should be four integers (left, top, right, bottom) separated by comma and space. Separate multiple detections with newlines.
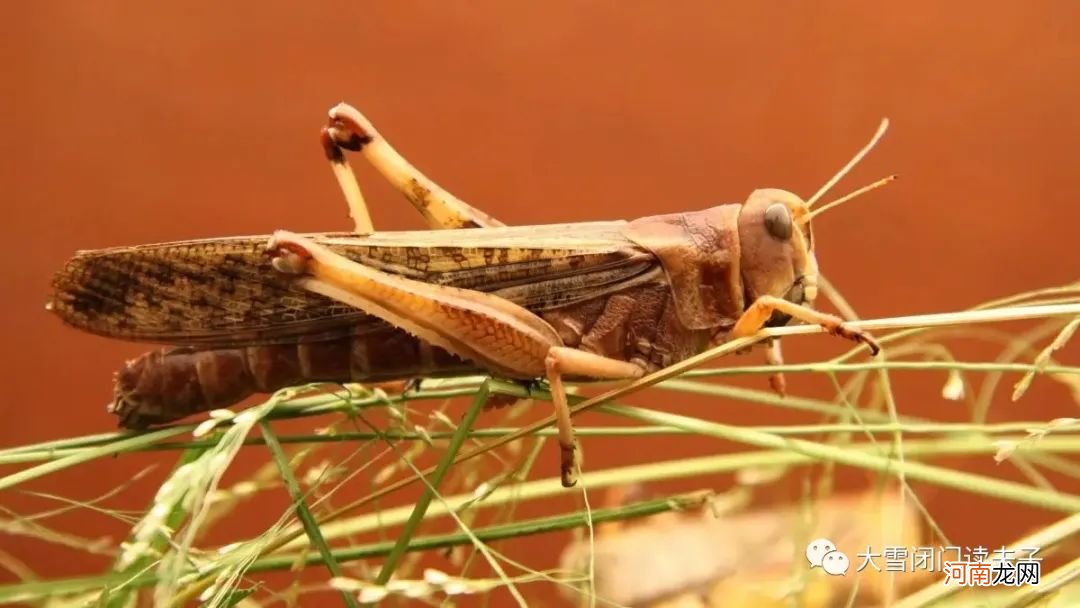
48, 103, 887, 486
50, 205, 802, 424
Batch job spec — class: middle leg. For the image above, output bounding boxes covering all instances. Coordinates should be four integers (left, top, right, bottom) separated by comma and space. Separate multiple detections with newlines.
545, 347, 644, 487
764, 338, 786, 397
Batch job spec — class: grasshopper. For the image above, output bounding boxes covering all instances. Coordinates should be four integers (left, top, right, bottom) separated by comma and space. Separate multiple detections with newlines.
48, 103, 891, 487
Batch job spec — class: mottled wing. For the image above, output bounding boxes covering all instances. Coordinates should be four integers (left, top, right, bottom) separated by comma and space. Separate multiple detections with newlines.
48, 222, 661, 347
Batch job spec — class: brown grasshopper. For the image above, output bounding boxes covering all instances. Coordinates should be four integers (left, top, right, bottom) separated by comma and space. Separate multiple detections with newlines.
48, 103, 891, 487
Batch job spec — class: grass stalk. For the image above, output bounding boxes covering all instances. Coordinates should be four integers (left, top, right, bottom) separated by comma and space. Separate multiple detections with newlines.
603, 404, 1080, 513
253, 492, 707, 572
288, 434, 1080, 549
11, 419, 1078, 468
259, 420, 359, 608
9, 420, 1076, 466
684, 361, 1080, 377
894, 512, 1080, 607
4, 296, 1079, 605
0, 493, 706, 603
103, 445, 210, 608
999, 554, 1080, 607
238, 296, 1080, 566
0, 427, 190, 491
373, 382, 490, 587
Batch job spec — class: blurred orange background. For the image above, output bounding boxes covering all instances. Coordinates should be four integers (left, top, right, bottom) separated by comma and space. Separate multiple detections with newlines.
5, 2, 1079, 605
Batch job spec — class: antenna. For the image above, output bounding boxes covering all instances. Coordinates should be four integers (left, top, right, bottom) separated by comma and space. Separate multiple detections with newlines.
806, 118, 890, 208
805, 174, 897, 222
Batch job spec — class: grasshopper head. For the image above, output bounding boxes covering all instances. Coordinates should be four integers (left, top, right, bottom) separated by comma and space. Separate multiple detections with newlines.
738, 188, 818, 323
735, 119, 895, 327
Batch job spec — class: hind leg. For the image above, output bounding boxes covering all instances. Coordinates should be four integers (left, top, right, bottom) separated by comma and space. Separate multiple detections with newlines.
322, 102, 504, 231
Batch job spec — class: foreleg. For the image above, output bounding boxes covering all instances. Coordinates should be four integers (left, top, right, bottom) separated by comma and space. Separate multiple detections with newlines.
731, 295, 880, 355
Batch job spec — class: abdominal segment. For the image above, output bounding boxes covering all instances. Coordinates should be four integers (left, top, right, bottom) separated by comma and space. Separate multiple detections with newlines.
111, 330, 478, 429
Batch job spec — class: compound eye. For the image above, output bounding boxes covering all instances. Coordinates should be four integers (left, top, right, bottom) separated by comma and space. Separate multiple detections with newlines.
764, 203, 793, 240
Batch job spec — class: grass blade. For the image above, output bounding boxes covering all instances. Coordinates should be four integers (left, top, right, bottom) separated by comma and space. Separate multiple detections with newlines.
260, 419, 360, 608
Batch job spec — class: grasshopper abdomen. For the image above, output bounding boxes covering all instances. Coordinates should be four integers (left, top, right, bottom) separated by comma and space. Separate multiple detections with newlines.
112, 331, 479, 428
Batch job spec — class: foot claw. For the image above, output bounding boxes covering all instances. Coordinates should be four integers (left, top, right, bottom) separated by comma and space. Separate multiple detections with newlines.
560, 442, 579, 488
485, 395, 527, 410
768, 372, 787, 397
319, 126, 347, 163
831, 323, 881, 356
